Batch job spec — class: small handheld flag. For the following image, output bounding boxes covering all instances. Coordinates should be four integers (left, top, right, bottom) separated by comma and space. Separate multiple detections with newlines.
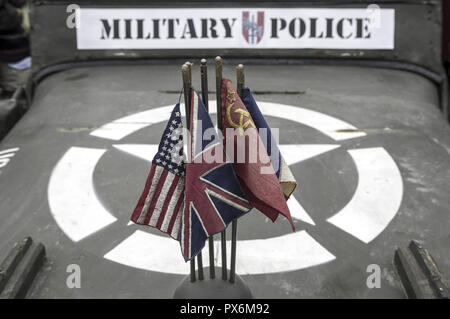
180, 90, 251, 261
220, 78, 295, 231
130, 103, 185, 240
241, 87, 297, 199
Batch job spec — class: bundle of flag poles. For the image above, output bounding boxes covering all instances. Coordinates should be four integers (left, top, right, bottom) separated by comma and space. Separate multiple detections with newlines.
130, 56, 297, 285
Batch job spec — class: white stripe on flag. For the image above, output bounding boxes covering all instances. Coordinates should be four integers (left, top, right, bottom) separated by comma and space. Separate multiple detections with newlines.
279, 156, 295, 184
160, 177, 184, 232
149, 172, 176, 226
180, 209, 185, 254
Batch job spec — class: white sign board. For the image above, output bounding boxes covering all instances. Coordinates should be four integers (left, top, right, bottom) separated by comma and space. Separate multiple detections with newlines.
76, 8, 395, 50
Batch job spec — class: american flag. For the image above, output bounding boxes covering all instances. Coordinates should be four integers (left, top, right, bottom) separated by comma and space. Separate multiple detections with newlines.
130, 104, 185, 240
180, 91, 252, 261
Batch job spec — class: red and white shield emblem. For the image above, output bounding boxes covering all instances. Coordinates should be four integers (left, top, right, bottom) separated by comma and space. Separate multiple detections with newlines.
242, 11, 264, 44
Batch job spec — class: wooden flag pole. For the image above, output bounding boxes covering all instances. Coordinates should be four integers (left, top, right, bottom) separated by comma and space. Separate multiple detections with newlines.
186, 61, 205, 281
215, 56, 228, 281
183, 63, 191, 128
182, 63, 197, 283
236, 64, 245, 97
229, 64, 244, 284
200, 59, 209, 111
201, 59, 216, 280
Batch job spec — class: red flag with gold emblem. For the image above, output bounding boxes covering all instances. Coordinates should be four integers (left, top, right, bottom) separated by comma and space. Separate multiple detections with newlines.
220, 78, 295, 231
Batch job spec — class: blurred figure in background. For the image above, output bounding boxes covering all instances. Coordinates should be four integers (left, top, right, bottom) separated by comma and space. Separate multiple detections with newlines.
0, 0, 30, 97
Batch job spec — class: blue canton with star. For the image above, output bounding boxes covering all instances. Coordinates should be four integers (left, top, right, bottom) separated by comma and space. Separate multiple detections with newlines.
152, 104, 185, 177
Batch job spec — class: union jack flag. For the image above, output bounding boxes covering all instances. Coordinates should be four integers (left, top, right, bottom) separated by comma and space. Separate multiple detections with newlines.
130, 104, 185, 240
180, 91, 251, 261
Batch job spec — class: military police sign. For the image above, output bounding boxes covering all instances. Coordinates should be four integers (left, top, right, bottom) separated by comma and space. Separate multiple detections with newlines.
76, 8, 395, 50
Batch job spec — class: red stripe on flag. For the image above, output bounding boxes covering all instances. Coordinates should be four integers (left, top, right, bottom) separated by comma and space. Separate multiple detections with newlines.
130, 163, 156, 223
167, 191, 184, 240
207, 183, 252, 211
143, 169, 169, 225
155, 174, 180, 230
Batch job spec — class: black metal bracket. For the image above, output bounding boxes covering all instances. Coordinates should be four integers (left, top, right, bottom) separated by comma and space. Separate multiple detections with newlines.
394, 240, 449, 299
0, 236, 46, 299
